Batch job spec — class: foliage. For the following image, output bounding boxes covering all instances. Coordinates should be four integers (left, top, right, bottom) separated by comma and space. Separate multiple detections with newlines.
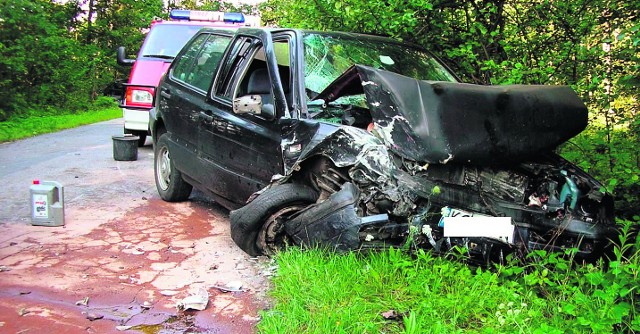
260, 224, 640, 333
0, 101, 120, 143
0, 0, 87, 120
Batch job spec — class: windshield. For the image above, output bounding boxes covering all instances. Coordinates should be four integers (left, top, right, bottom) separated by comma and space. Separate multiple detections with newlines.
302, 33, 457, 102
138, 24, 207, 59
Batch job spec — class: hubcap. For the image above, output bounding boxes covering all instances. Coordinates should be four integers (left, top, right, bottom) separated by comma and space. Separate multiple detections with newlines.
157, 146, 171, 191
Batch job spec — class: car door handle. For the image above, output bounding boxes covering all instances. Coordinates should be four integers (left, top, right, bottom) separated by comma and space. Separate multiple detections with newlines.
199, 111, 213, 123
160, 89, 171, 98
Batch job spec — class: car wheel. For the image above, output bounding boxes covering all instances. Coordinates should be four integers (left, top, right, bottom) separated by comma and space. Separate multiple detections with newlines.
230, 183, 318, 256
154, 134, 192, 202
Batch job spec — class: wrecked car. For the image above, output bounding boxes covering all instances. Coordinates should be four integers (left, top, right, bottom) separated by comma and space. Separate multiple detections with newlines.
150, 28, 617, 264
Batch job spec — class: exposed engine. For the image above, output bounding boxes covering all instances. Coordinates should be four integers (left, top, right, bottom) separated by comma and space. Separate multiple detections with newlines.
302, 150, 616, 264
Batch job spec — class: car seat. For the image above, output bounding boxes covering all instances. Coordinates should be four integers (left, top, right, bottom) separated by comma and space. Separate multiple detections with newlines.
246, 67, 291, 111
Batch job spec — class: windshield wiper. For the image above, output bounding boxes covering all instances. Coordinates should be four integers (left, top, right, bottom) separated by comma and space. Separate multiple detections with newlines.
142, 54, 175, 60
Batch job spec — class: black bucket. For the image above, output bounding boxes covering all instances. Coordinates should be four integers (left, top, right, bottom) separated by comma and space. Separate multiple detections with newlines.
112, 135, 139, 161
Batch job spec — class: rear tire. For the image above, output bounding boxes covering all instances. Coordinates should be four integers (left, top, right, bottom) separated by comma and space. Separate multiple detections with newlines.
230, 183, 318, 256
154, 133, 192, 201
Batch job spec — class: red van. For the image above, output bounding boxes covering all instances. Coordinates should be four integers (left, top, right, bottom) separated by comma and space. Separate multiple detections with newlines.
117, 10, 259, 146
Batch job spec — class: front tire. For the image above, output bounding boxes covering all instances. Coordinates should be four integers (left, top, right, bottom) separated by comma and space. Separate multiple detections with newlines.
154, 134, 192, 201
230, 183, 318, 256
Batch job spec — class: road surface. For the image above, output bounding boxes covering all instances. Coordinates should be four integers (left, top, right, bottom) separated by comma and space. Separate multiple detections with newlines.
0, 119, 271, 333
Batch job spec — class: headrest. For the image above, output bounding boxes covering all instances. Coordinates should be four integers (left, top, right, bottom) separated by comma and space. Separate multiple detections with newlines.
247, 67, 290, 95
247, 68, 271, 94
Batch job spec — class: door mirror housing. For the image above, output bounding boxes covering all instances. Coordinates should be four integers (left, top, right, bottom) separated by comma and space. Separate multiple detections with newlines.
233, 95, 275, 118
117, 46, 135, 66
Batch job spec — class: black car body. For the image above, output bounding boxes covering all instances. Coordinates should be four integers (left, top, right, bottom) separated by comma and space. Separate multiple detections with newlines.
150, 27, 617, 264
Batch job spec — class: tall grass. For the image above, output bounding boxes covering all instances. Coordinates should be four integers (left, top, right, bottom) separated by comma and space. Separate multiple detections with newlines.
259, 220, 639, 333
0, 98, 121, 143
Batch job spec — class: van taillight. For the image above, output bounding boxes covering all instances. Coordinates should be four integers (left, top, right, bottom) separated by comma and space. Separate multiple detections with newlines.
125, 86, 154, 108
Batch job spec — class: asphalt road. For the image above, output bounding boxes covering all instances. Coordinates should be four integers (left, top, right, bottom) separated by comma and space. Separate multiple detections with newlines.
0, 119, 153, 224
0, 119, 269, 333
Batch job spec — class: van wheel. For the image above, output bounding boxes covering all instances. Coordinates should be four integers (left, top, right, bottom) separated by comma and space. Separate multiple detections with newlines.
154, 134, 192, 201
230, 183, 318, 256
137, 133, 147, 147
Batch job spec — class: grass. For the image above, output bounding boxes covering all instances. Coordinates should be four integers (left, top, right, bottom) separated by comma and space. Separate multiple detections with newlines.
259, 221, 640, 333
0, 104, 121, 143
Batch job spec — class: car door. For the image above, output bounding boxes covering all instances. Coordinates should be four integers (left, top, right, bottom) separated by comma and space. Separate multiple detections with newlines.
198, 32, 292, 205
160, 32, 232, 183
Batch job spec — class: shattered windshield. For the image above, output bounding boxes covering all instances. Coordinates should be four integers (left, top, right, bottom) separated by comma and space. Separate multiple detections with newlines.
302, 33, 457, 102
139, 24, 207, 59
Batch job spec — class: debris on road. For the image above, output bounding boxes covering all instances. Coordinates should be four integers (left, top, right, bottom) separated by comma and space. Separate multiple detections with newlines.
176, 288, 209, 311
160, 290, 179, 296
75, 297, 90, 306
85, 312, 104, 321
212, 281, 244, 293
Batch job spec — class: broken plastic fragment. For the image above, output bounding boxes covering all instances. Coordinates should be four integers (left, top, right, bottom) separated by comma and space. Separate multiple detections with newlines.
75, 297, 89, 306
381, 309, 399, 320
131, 248, 145, 255
160, 290, 179, 296
176, 288, 209, 311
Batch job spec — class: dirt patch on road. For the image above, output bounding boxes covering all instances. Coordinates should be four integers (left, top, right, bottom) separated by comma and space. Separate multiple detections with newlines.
0, 196, 272, 333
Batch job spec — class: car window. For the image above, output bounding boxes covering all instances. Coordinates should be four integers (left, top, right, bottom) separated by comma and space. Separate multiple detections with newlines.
303, 33, 457, 105
232, 40, 292, 110
171, 34, 231, 91
171, 34, 208, 83
215, 38, 254, 100
190, 35, 232, 91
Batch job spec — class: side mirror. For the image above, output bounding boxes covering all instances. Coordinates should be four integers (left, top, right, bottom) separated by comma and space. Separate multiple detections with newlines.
233, 95, 275, 118
117, 46, 135, 66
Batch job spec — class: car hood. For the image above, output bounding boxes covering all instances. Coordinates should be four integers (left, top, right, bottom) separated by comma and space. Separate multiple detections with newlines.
313, 65, 588, 165
128, 59, 172, 86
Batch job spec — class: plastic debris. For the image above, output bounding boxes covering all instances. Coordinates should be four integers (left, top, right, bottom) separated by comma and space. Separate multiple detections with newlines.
381, 310, 399, 320
75, 297, 90, 306
116, 325, 132, 331
160, 290, 179, 296
212, 281, 244, 293
176, 288, 209, 311
131, 248, 145, 255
